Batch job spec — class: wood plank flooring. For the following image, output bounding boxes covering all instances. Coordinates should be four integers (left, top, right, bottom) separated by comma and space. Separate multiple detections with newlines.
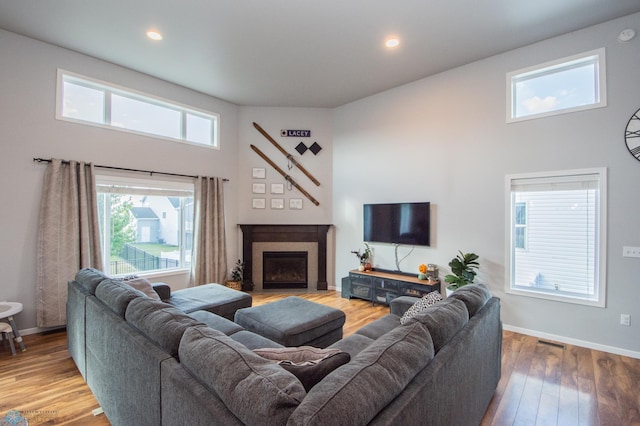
0, 291, 638, 425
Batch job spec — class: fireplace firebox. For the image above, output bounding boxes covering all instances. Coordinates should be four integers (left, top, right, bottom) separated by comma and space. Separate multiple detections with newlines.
263, 251, 308, 289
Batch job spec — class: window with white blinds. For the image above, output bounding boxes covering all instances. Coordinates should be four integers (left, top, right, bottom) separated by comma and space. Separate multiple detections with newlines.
505, 168, 607, 306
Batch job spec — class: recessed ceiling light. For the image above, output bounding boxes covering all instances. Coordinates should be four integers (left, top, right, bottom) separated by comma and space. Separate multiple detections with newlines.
618, 28, 635, 42
385, 38, 400, 48
146, 30, 163, 41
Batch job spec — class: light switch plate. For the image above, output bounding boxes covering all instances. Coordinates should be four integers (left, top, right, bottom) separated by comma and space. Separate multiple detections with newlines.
623, 246, 640, 258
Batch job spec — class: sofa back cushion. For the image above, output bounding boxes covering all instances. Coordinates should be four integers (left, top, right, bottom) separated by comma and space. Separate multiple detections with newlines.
95, 279, 146, 318
179, 327, 306, 425
74, 268, 109, 294
125, 297, 203, 358
288, 320, 434, 425
448, 283, 492, 317
405, 297, 469, 353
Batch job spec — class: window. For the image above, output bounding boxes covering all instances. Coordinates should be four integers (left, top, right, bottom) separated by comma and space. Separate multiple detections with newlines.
514, 202, 527, 249
507, 49, 606, 122
505, 168, 607, 306
57, 70, 219, 148
96, 175, 195, 276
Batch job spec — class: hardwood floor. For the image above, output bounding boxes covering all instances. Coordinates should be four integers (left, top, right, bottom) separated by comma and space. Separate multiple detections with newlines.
0, 291, 638, 425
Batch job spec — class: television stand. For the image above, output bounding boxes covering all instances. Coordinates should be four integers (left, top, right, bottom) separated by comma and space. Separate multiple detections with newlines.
342, 269, 440, 306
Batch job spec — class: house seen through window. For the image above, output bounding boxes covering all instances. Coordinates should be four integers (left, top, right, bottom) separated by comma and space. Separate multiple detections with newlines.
506, 168, 607, 307
96, 175, 194, 276
514, 202, 527, 249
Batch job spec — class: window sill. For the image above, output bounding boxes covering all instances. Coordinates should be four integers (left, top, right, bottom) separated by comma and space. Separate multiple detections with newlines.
506, 287, 604, 308
116, 268, 191, 280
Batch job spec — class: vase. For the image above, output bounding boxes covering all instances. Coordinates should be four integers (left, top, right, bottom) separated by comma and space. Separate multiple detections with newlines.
358, 264, 365, 272
364, 262, 372, 272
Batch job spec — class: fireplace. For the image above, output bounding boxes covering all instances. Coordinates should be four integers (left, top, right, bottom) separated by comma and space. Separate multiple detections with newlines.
263, 251, 308, 289
240, 224, 331, 291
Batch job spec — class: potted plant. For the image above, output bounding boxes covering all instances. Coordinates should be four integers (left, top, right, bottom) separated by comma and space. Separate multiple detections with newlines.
351, 243, 372, 272
226, 259, 244, 291
444, 251, 479, 296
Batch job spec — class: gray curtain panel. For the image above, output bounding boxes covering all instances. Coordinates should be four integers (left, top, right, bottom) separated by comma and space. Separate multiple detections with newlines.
191, 176, 227, 287
36, 159, 103, 327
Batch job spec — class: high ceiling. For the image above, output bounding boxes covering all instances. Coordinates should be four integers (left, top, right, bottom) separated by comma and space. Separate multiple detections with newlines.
1, 1, 638, 108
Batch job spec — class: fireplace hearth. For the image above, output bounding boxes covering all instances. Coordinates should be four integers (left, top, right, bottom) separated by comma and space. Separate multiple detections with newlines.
263, 251, 308, 289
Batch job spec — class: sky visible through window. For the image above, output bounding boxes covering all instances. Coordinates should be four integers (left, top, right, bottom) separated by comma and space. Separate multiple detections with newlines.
514, 63, 596, 117
58, 71, 218, 147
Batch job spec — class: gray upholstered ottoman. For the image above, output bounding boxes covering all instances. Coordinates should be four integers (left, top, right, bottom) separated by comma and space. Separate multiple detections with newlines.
234, 296, 346, 348
166, 283, 252, 320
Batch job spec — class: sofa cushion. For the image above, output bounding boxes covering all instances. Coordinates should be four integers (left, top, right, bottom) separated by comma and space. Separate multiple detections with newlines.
95, 279, 146, 317
179, 327, 306, 425
448, 283, 492, 317
75, 268, 108, 294
126, 297, 203, 358
230, 330, 284, 350
254, 347, 351, 391
288, 320, 434, 425
355, 314, 401, 339
327, 333, 374, 359
119, 275, 161, 301
189, 310, 244, 336
399, 291, 443, 325
405, 297, 468, 352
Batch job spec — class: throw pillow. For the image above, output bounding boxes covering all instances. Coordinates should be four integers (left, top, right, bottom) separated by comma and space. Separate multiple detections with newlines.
117, 275, 161, 300
254, 346, 351, 391
400, 291, 443, 325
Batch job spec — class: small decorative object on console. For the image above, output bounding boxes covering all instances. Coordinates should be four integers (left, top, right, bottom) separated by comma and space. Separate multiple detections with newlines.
418, 264, 427, 280
426, 264, 439, 281
351, 243, 372, 271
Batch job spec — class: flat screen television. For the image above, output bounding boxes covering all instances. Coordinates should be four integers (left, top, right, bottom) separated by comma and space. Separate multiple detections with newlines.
363, 202, 430, 246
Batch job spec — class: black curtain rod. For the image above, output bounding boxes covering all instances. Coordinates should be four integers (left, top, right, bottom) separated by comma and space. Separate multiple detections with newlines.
33, 158, 229, 182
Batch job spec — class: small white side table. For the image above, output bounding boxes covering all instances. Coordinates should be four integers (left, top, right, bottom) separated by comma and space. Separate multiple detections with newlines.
0, 302, 27, 353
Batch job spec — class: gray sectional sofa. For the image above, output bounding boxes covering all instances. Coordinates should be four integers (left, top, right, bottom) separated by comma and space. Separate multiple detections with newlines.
67, 268, 502, 425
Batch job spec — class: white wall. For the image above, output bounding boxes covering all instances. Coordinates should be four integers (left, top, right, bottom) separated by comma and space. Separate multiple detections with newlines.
237, 107, 333, 226
333, 13, 640, 356
235, 107, 335, 287
0, 29, 240, 331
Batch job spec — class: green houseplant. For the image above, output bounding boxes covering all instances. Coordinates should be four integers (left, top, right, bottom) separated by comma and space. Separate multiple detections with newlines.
351, 243, 372, 271
444, 251, 479, 295
226, 259, 245, 291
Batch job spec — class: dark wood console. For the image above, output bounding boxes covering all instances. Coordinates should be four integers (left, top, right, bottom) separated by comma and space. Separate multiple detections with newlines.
343, 269, 440, 305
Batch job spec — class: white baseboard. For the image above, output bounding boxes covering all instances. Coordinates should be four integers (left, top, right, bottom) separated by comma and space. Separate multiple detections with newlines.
503, 323, 640, 360
16, 326, 64, 336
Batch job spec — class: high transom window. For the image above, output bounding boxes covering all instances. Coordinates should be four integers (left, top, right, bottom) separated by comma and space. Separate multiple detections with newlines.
507, 49, 606, 122
505, 168, 607, 307
56, 70, 219, 148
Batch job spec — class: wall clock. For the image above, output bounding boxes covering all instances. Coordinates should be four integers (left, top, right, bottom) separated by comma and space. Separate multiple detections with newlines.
625, 107, 640, 161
